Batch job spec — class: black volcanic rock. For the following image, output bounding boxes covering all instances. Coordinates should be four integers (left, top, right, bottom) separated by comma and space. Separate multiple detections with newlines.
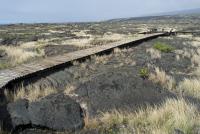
7, 93, 85, 133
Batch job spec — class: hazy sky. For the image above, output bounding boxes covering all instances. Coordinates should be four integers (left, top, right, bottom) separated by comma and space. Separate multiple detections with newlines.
0, 0, 200, 24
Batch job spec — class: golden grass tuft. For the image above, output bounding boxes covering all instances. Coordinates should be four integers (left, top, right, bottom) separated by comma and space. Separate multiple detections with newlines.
92, 55, 110, 64
62, 38, 93, 48
146, 48, 161, 59
193, 66, 200, 76
84, 98, 200, 134
176, 54, 180, 61
177, 34, 193, 39
190, 41, 200, 48
64, 85, 76, 95
191, 54, 200, 67
113, 48, 122, 54
197, 48, 200, 55
149, 67, 176, 90
5, 86, 57, 102
177, 78, 200, 99
72, 61, 80, 66
101, 33, 126, 41
0, 42, 45, 69
175, 48, 196, 59
7, 47, 43, 63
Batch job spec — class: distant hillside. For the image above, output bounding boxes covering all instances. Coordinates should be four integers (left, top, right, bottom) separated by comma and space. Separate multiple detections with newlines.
156, 8, 200, 16
107, 8, 200, 23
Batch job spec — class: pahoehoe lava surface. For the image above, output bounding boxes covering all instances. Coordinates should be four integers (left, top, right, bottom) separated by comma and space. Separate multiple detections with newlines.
13, 37, 189, 116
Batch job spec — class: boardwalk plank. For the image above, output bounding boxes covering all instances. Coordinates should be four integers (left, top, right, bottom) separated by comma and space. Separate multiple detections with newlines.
0, 33, 165, 89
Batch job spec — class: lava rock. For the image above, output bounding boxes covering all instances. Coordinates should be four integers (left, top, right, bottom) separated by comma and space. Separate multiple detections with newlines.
7, 93, 84, 132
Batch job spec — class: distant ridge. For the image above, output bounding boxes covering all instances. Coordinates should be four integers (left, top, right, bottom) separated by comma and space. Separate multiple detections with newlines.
107, 8, 200, 22
155, 8, 200, 16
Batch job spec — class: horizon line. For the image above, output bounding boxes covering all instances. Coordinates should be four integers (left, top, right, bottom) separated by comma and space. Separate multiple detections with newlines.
0, 7, 199, 26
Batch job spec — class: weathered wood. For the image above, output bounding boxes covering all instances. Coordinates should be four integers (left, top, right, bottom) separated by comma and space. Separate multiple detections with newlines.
0, 33, 166, 89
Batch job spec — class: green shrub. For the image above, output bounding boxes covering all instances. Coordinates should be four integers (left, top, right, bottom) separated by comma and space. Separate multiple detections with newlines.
139, 68, 149, 79
153, 42, 174, 53
0, 63, 10, 69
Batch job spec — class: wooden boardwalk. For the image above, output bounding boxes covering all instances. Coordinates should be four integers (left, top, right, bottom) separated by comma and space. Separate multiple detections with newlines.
0, 33, 166, 89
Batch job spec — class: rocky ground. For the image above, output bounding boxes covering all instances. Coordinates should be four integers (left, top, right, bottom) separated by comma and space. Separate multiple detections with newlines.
1, 33, 200, 134
0, 15, 199, 69
1, 15, 200, 134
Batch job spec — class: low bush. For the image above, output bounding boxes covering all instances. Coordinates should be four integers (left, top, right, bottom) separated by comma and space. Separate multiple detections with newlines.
153, 42, 174, 53
139, 68, 149, 79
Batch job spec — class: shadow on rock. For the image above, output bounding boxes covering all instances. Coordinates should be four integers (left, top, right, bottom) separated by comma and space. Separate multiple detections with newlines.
6, 93, 85, 133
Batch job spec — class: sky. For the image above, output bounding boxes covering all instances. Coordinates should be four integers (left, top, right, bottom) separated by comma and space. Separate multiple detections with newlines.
0, 0, 200, 24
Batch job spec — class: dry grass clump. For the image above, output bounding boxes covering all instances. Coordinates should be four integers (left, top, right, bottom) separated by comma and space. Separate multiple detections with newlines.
176, 54, 180, 61
194, 37, 200, 42
89, 38, 115, 46
92, 55, 111, 64
72, 30, 92, 38
177, 34, 193, 39
63, 33, 136, 48
178, 35, 200, 49
5, 86, 57, 102
90, 34, 121, 46
72, 61, 80, 66
191, 53, 200, 67
85, 98, 200, 134
20, 40, 47, 49
146, 48, 161, 59
20, 41, 38, 49
62, 33, 126, 48
182, 48, 194, 59
64, 85, 76, 95
193, 67, 200, 76
149, 67, 176, 90
62, 38, 93, 48
197, 48, 200, 55
0, 46, 44, 65
174, 49, 184, 55
177, 47, 196, 61
113, 48, 122, 54
190, 41, 200, 48
113, 48, 129, 59
177, 78, 200, 99
101, 33, 126, 41
162, 37, 174, 40
0, 40, 46, 69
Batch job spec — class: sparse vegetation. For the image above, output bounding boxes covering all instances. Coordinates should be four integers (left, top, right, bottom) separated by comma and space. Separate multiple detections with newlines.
139, 68, 149, 79
1, 15, 200, 134
93, 55, 111, 64
193, 66, 200, 76
84, 98, 200, 134
149, 67, 176, 90
5, 86, 57, 102
0, 42, 45, 69
177, 78, 200, 99
191, 53, 200, 66
146, 48, 161, 59
153, 42, 174, 53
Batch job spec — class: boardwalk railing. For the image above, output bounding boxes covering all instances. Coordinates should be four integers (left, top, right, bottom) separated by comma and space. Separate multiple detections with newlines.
0, 33, 167, 89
